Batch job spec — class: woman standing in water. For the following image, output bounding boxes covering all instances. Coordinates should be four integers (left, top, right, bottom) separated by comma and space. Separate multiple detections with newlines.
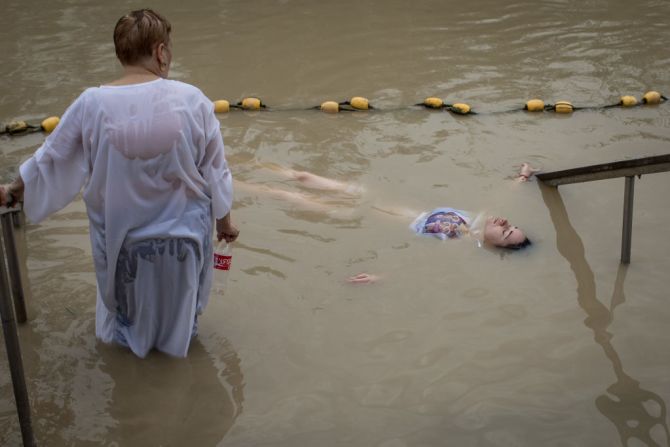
0, 9, 238, 357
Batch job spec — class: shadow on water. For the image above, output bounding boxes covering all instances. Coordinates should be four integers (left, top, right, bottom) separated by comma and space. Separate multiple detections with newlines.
98, 337, 244, 446
540, 183, 670, 447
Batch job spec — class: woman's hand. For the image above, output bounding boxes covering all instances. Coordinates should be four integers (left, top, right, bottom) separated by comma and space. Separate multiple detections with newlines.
517, 162, 540, 182
0, 185, 9, 207
0, 177, 24, 208
216, 214, 239, 242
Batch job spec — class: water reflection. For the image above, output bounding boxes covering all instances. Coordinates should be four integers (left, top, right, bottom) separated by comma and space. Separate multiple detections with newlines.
2, 306, 244, 445
540, 184, 670, 447
98, 336, 244, 446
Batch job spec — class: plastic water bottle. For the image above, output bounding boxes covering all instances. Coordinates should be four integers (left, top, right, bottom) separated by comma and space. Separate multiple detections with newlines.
213, 240, 232, 295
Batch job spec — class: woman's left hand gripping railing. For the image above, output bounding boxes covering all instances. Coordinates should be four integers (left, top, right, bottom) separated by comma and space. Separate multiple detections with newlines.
1, 203, 37, 447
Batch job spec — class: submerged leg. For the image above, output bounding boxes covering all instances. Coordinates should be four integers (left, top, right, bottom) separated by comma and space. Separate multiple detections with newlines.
259, 162, 360, 194
235, 180, 332, 211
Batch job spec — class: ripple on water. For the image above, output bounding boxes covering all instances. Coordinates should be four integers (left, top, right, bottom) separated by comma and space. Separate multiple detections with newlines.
462, 287, 490, 298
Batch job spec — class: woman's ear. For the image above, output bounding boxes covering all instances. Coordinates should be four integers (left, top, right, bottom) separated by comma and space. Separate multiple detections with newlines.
154, 41, 171, 76
156, 42, 167, 65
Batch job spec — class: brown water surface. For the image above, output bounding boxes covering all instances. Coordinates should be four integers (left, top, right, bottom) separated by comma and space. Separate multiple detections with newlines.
1, 1, 670, 446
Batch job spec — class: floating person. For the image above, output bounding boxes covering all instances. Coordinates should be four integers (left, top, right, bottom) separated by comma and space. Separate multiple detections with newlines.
410, 210, 529, 248
239, 162, 531, 247
230, 162, 533, 286
247, 161, 531, 245
350, 163, 536, 284
0, 9, 238, 358
346, 210, 531, 284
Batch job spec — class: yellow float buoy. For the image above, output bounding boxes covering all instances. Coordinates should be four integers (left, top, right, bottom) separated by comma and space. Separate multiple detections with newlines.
554, 101, 573, 113
620, 95, 638, 107
423, 97, 444, 109
450, 103, 471, 115
349, 96, 369, 110
320, 101, 340, 113
213, 100, 230, 113
642, 91, 662, 104
241, 97, 262, 110
41, 116, 60, 133
525, 99, 545, 112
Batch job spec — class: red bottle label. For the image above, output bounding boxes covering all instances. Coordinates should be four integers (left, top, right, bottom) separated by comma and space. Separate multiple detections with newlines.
213, 254, 232, 271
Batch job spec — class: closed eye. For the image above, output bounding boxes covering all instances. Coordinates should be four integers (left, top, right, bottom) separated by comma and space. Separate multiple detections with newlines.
503, 228, 516, 240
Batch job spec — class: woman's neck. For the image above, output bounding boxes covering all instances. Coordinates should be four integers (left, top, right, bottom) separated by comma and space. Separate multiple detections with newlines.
105, 64, 163, 86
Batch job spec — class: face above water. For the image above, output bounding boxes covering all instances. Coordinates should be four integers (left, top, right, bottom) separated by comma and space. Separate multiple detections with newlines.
483, 216, 527, 248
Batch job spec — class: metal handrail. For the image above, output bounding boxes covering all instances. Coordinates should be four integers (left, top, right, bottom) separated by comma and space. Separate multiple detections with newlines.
535, 154, 670, 187
1, 206, 28, 323
536, 154, 670, 264
0, 205, 36, 446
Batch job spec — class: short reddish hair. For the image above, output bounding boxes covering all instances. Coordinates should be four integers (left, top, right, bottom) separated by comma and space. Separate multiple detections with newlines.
113, 9, 171, 65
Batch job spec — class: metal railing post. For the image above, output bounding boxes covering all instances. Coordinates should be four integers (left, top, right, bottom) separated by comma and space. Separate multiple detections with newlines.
0, 211, 37, 447
621, 176, 635, 264
536, 154, 670, 264
2, 212, 28, 323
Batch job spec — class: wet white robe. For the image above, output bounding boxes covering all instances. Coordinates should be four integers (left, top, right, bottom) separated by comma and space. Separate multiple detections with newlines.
19, 78, 233, 357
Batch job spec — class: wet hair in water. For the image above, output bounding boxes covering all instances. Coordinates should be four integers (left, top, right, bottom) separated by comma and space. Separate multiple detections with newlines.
506, 237, 532, 250
113, 9, 171, 65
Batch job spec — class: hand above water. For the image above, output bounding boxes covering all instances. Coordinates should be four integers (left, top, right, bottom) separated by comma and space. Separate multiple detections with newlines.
517, 162, 541, 182
218, 224, 239, 243
216, 214, 240, 242
347, 273, 380, 284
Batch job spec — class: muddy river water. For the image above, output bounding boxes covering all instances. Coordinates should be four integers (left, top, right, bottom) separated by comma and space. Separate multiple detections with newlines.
1, 0, 670, 446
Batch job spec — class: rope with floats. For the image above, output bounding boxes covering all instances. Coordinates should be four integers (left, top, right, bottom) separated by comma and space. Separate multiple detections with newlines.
0, 116, 60, 136
1, 91, 666, 136
210, 90, 666, 115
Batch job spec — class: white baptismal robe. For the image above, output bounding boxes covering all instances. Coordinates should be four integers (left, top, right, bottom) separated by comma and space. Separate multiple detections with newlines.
19, 78, 233, 357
